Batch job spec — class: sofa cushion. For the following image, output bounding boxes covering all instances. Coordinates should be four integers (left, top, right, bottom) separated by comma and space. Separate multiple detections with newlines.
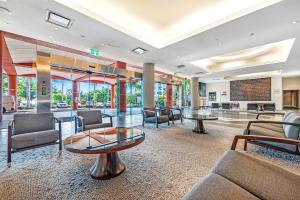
13, 113, 54, 135
211, 150, 300, 200
84, 123, 112, 130
11, 130, 59, 150
245, 125, 296, 152
283, 112, 300, 140
252, 123, 283, 132
245, 125, 284, 138
145, 116, 169, 123
182, 173, 259, 200
77, 110, 102, 125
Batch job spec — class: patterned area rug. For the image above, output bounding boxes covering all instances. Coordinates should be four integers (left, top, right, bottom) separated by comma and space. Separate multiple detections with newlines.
0, 122, 299, 200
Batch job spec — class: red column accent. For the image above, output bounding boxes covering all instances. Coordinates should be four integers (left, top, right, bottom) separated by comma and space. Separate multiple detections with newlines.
116, 61, 126, 112
73, 81, 79, 110
166, 84, 173, 108
8, 75, 17, 110
111, 84, 115, 108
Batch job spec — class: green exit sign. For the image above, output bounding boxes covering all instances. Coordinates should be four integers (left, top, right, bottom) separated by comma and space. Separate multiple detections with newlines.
90, 49, 101, 56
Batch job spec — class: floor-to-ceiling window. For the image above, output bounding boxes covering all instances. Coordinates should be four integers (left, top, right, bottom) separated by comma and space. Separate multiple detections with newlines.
17, 76, 37, 110
155, 82, 166, 107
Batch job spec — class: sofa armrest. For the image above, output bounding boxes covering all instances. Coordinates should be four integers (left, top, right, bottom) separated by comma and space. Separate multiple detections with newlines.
246, 120, 300, 132
231, 135, 300, 150
256, 112, 285, 119
101, 113, 113, 126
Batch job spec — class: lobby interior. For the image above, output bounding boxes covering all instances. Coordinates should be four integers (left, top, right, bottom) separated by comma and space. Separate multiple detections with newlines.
0, 0, 300, 200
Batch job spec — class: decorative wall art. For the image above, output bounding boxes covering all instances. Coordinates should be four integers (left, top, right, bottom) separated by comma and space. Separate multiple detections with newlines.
230, 78, 271, 101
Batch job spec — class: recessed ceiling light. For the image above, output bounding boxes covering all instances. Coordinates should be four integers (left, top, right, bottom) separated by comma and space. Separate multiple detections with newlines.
0, 6, 12, 15
54, 27, 59, 30
45, 10, 72, 29
292, 20, 298, 24
132, 47, 147, 55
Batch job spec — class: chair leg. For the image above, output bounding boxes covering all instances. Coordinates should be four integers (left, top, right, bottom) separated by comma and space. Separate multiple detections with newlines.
156, 123, 158, 128
181, 117, 183, 124
7, 148, 11, 166
59, 139, 62, 151
172, 120, 174, 125
244, 140, 248, 151
168, 121, 170, 126
142, 120, 144, 127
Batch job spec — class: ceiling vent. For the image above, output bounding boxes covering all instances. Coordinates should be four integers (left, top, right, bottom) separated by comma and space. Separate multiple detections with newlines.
176, 65, 185, 68
195, 71, 204, 75
45, 10, 72, 29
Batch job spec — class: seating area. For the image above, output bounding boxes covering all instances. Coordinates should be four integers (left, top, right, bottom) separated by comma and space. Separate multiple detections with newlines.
1, 0, 300, 199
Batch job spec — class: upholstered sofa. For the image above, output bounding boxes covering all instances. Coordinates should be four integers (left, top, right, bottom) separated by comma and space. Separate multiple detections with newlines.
182, 137, 300, 200
244, 111, 300, 154
76, 110, 113, 132
8, 113, 62, 164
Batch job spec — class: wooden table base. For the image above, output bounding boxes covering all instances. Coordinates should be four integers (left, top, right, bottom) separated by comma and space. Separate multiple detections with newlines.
192, 120, 207, 134
90, 152, 125, 180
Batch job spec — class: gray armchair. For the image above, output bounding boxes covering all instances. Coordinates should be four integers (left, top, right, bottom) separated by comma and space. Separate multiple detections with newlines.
169, 107, 183, 124
244, 111, 300, 154
76, 110, 113, 132
142, 107, 170, 128
7, 113, 62, 164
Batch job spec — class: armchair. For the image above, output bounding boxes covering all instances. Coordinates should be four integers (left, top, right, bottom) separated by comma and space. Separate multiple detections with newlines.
76, 110, 113, 132
7, 113, 62, 164
169, 107, 183, 124
142, 107, 170, 128
243, 111, 300, 154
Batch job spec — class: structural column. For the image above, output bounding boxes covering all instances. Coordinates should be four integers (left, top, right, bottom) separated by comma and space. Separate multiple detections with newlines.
36, 52, 51, 113
111, 84, 115, 108
72, 81, 79, 110
166, 84, 172, 107
116, 61, 126, 112
143, 63, 155, 108
191, 77, 199, 110
8, 75, 17, 110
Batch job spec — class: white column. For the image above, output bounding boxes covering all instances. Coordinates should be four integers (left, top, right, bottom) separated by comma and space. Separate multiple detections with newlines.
271, 76, 283, 110
191, 77, 199, 110
143, 63, 155, 108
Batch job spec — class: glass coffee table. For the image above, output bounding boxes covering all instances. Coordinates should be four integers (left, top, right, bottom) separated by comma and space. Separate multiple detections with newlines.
183, 114, 218, 134
64, 127, 145, 180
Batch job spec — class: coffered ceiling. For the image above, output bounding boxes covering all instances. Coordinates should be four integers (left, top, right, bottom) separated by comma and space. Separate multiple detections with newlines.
0, 0, 300, 82
55, 0, 283, 48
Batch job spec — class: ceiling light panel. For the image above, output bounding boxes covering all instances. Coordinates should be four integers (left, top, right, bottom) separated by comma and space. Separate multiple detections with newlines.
132, 47, 147, 55
45, 10, 72, 29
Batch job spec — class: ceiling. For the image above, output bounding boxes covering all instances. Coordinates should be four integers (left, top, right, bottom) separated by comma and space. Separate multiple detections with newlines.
54, 0, 283, 48
0, 0, 300, 82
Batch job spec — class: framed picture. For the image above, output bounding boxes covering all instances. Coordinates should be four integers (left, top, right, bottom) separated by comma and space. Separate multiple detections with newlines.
209, 92, 216, 101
